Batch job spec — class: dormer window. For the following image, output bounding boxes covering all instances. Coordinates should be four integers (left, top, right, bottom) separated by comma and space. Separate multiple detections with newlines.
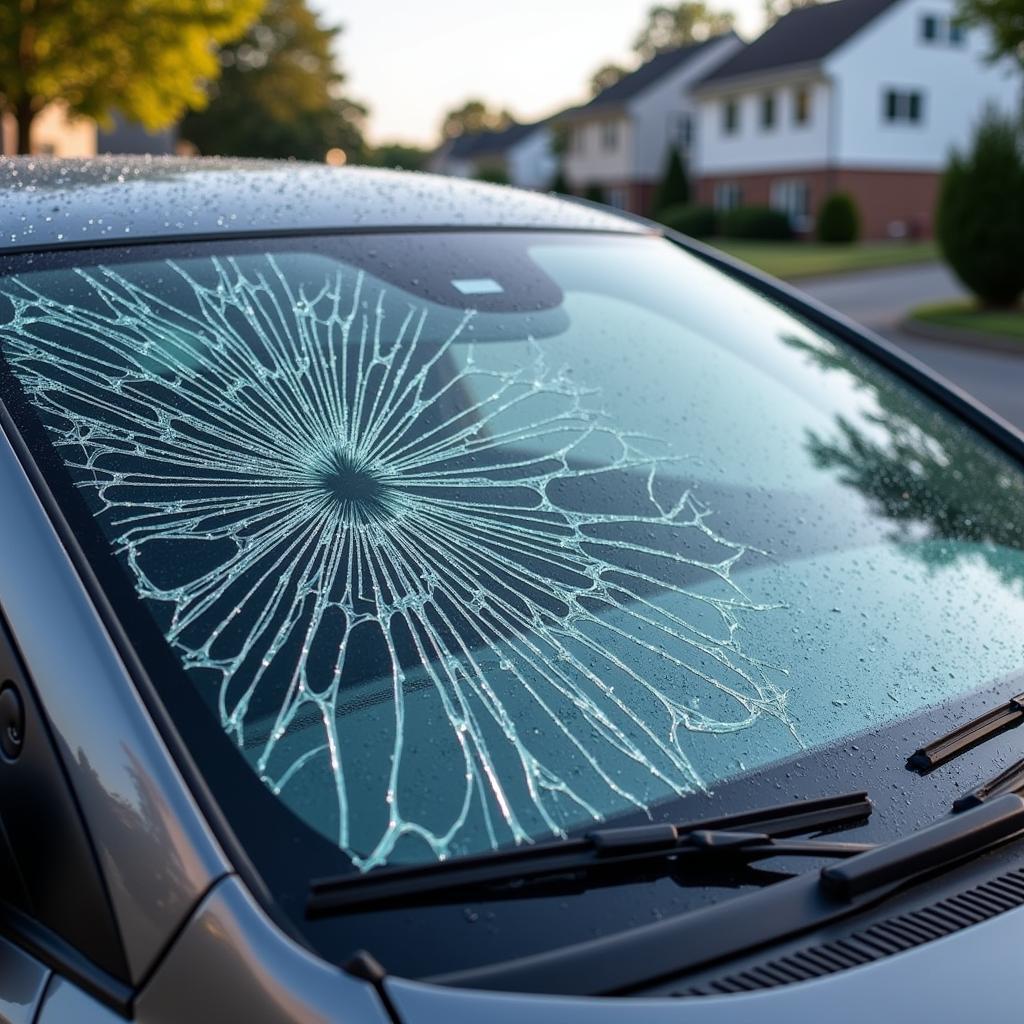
920, 13, 967, 45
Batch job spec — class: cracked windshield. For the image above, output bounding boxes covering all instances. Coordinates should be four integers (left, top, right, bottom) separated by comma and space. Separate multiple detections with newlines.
3, 231, 1024, 872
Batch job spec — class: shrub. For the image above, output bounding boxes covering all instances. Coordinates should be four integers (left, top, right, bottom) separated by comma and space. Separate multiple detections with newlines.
549, 166, 571, 195
658, 203, 717, 239
584, 182, 605, 203
474, 162, 508, 185
653, 147, 690, 216
937, 110, 1024, 307
817, 192, 860, 243
720, 206, 793, 240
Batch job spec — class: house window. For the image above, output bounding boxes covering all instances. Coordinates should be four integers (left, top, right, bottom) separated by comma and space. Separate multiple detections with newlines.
793, 86, 811, 126
760, 92, 776, 130
600, 121, 619, 152
722, 99, 740, 135
713, 181, 743, 211
883, 88, 925, 124
770, 179, 810, 230
921, 13, 967, 45
675, 112, 694, 149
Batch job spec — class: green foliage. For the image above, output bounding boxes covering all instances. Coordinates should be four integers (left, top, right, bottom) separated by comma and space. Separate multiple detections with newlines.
657, 203, 717, 238
549, 167, 572, 194
633, 3, 735, 60
763, 0, 823, 26
0, 0, 263, 153
937, 110, 1024, 307
720, 206, 793, 240
957, 0, 1024, 66
653, 147, 690, 215
441, 99, 514, 140
364, 143, 429, 171
180, 0, 365, 162
589, 63, 629, 96
584, 183, 606, 203
816, 193, 860, 243
475, 163, 509, 185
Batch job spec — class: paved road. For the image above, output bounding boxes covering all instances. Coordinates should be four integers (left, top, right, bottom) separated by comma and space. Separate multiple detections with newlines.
797, 263, 1024, 429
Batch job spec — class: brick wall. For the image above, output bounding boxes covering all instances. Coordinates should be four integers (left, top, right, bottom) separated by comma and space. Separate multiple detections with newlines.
695, 167, 941, 239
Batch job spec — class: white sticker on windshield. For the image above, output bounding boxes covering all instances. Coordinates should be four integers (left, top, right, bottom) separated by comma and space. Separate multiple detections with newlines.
452, 277, 504, 294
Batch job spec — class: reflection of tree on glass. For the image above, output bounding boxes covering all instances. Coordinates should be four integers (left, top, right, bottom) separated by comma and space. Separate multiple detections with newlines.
781, 332, 1024, 590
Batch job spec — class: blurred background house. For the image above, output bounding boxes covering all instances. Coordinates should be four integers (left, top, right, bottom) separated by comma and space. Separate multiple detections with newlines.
561, 33, 741, 213
693, 0, 1020, 238
1, 103, 96, 157
429, 119, 557, 188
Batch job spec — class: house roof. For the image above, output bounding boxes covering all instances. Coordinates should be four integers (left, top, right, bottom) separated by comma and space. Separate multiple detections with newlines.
445, 120, 546, 160
699, 0, 900, 87
570, 34, 735, 116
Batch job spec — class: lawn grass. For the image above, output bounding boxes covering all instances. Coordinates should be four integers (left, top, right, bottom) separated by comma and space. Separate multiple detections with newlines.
910, 300, 1024, 341
709, 239, 939, 280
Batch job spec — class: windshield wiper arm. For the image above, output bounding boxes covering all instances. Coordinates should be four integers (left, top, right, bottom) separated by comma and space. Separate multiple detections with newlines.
908, 692, 1024, 773
307, 791, 872, 918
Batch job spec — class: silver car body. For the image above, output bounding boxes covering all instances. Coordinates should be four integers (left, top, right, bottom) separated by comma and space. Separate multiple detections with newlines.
0, 157, 1020, 1023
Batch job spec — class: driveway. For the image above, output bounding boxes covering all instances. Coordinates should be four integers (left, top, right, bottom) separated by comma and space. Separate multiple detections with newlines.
798, 263, 1024, 430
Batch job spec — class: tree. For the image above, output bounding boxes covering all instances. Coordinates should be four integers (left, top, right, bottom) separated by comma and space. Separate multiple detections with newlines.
440, 99, 514, 140
549, 167, 572, 194
781, 330, 1024, 595
180, 0, 365, 162
589, 63, 628, 96
0, 0, 262, 155
653, 147, 690, 214
763, 0, 823, 26
365, 143, 429, 171
633, 3, 735, 60
957, 0, 1024, 66
936, 110, 1024, 307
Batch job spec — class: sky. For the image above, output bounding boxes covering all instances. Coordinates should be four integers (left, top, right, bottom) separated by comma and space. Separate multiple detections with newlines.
310, 0, 767, 146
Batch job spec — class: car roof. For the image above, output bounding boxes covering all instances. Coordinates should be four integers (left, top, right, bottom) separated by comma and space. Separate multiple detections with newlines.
0, 156, 645, 255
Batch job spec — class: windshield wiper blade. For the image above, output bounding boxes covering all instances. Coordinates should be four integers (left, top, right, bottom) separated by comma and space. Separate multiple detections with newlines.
429, 794, 1024, 996
307, 791, 872, 918
954, 755, 1024, 812
908, 692, 1024, 773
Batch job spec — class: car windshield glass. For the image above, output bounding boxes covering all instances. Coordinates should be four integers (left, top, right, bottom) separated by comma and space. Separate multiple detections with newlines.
2, 231, 1024, 881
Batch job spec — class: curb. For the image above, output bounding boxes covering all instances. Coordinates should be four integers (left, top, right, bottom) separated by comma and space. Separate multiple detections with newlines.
899, 317, 1024, 356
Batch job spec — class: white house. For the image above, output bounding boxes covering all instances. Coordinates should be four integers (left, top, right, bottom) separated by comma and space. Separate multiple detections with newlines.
692, 0, 1020, 237
1, 102, 96, 157
561, 33, 743, 215
429, 120, 558, 191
